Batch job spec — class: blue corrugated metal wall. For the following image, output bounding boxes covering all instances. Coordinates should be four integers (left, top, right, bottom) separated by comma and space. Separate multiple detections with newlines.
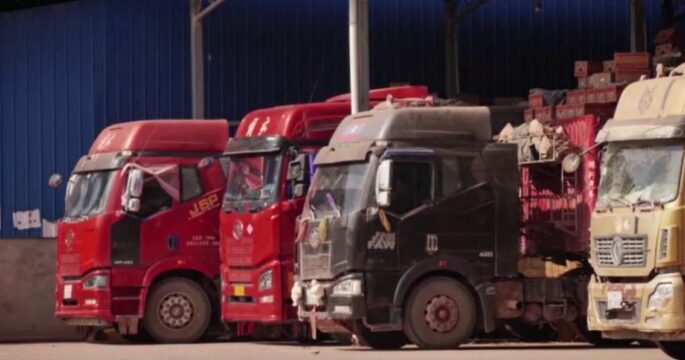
0, 0, 665, 237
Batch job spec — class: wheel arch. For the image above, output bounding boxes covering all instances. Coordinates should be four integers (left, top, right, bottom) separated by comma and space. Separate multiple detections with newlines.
138, 261, 219, 319
392, 259, 495, 334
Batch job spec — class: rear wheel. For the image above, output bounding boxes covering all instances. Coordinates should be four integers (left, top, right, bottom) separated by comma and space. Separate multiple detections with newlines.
658, 341, 685, 360
352, 321, 407, 349
144, 278, 211, 343
403, 277, 476, 349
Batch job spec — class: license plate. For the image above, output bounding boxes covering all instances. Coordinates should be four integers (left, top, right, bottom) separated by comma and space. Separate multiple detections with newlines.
63, 284, 73, 299
233, 285, 245, 297
607, 290, 623, 310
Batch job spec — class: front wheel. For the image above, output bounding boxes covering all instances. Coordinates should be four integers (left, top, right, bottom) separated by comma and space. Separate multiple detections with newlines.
403, 277, 476, 349
658, 341, 685, 360
143, 278, 211, 343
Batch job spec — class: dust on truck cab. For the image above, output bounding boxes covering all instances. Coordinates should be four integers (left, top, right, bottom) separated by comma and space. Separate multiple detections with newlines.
291, 101, 616, 349
54, 119, 229, 344
588, 74, 685, 359
219, 86, 429, 335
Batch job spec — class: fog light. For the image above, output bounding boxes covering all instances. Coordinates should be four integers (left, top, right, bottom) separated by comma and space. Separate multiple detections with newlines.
260, 295, 274, 304
645, 317, 660, 326
83, 275, 108, 290
84, 298, 98, 306
648, 283, 674, 310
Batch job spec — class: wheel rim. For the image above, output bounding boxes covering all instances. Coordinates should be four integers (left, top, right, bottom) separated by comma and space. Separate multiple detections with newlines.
424, 295, 459, 333
159, 292, 195, 330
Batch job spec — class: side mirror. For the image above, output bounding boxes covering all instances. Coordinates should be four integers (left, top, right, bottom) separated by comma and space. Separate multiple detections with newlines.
287, 154, 307, 182
292, 183, 305, 198
126, 169, 144, 197
375, 159, 392, 207
48, 173, 63, 188
122, 168, 144, 212
562, 152, 581, 173
126, 198, 141, 213
198, 156, 215, 169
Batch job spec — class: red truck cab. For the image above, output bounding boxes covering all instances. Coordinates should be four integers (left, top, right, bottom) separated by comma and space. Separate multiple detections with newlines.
220, 87, 428, 331
54, 119, 229, 343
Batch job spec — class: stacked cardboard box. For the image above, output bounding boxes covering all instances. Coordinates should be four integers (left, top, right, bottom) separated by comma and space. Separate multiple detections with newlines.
554, 53, 651, 120
653, 27, 685, 72
526, 92, 556, 122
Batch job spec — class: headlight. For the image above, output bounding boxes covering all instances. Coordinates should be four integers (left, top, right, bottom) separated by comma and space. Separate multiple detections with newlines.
83, 275, 108, 290
648, 283, 674, 310
259, 269, 273, 291
332, 279, 363, 296
659, 229, 669, 260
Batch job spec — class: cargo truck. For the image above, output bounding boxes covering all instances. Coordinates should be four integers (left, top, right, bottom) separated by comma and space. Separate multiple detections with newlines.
219, 86, 428, 338
587, 71, 685, 359
52, 120, 229, 343
291, 102, 611, 349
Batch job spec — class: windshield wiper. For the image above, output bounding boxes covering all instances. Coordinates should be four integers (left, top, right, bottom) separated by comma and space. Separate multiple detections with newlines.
631, 198, 663, 211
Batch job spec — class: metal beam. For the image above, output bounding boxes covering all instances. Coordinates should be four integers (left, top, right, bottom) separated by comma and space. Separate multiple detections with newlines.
194, 0, 226, 23
445, 0, 488, 97
349, 0, 370, 114
629, 0, 647, 52
190, 0, 205, 118
445, 0, 458, 97
456, 0, 489, 20
190, 0, 227, 119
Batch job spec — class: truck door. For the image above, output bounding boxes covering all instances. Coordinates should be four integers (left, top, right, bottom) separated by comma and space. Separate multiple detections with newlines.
390, 154, 497, 273
371, 156, 436, 269
134, 171, 189, 267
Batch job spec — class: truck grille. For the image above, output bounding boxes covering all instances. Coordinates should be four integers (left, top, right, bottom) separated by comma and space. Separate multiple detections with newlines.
300, 252, 332, 280
594, 235, 647, 267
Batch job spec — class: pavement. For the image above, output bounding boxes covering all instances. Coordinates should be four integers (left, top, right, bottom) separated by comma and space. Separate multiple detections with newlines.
0, 341, 671, 360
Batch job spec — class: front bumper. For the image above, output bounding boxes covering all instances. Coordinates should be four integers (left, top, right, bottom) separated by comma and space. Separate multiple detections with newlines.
54, 272, 114, 325
588, 272, 685, 340
293, 274, 366, 322
221, 261, 295, 323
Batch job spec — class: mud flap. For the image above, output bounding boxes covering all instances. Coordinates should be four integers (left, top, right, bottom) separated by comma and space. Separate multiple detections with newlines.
476, 282, 496, 333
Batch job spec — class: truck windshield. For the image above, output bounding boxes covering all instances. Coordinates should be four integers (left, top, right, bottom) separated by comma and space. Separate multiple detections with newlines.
305, 163, 370, 219
223, 154, 282, 210
65, 170, 117, 218
598, 143, 684, 207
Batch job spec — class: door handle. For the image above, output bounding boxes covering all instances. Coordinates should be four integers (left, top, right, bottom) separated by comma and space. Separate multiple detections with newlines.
167, 234, 179, 250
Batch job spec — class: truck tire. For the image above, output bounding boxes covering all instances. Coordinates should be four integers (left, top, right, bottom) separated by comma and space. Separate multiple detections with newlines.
352, 321, 407, 349
143, 278, 211, 343
658, 341, 685, 359
403, 277, 476, 349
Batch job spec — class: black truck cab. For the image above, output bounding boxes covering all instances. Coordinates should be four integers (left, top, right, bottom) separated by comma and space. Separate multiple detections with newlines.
291, 106, 523, 349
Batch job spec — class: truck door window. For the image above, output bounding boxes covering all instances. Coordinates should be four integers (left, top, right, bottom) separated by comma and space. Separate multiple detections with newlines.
440, 156, 480, 197
390, 161, 433, 215
441, 157, 463, 196
138, 174, 173, 217
180, 166, 203, 201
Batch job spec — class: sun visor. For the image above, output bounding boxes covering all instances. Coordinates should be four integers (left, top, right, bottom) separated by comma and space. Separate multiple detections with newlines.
314, 141, 374, 166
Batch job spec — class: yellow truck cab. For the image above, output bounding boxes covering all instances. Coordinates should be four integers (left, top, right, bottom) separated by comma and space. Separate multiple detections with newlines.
587, 72, 685, 359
